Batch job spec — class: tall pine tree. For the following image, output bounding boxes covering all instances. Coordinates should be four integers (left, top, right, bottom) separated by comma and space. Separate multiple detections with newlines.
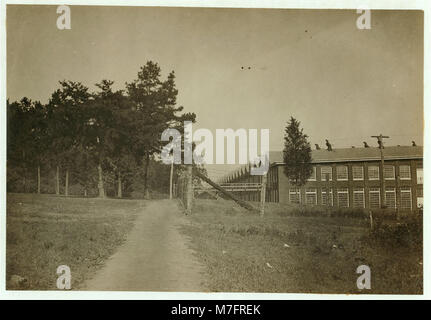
283, 117, 313, 187
126, 61, 195, 199
47, 81, 91, 196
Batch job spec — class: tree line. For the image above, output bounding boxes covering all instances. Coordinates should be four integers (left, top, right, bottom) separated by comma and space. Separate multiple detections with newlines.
7, 61, 196, 199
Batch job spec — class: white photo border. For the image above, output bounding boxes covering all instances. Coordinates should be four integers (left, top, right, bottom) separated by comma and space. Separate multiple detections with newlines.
0, 0, 429, 300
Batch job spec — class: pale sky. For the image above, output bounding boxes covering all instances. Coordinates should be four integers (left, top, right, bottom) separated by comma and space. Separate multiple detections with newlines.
7, 6, 423, 179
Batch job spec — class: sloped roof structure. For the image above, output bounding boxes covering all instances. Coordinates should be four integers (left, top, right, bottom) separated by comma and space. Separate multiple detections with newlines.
269, 146, 423, 165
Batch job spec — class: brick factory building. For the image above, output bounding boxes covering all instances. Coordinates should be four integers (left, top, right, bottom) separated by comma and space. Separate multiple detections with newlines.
224, 145, 423, 212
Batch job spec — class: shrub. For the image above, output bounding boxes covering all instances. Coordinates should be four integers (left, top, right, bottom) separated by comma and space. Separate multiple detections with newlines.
329, 207, 367, 219
278, 205, 367, 219
369, 217, 422, 249
369, 208, 398, 221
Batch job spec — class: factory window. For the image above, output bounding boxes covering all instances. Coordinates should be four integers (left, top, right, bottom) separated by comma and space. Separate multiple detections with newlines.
369, 187, 380, 209
289, 188, 301, 204
337, 188, 349, 208
321, 166, 332, 181
336, 166, 348, 181
353, 188, 365, 208
368, 166, 379, 180
385, 187, 396, 209
308, 167, 316, 181
384, 165, 395, 180
400, 187, 412, 210
399, 165, 411, 180
321, 188, 333, 206
305, 188, 317, 205
352, 166, 364, 180
417, 186, 423, 208
417, 168, 423, 184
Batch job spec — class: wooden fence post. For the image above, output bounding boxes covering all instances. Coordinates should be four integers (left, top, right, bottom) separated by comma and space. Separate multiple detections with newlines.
185, 165, 193, 215
169, 159, 174, 200
396, 173, 400, 220
260, 173, 267, 216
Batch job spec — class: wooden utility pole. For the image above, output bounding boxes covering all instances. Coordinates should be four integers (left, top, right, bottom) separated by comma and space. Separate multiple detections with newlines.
371, 134, 390, 208
260, 174, 267, 216
169, 158, 174, 200
185, 165, 193, 215
395, 172, 400, 220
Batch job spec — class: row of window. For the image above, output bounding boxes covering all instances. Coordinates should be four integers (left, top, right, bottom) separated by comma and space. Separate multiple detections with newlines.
307, 165, 421, 182
288, 187, 417, 209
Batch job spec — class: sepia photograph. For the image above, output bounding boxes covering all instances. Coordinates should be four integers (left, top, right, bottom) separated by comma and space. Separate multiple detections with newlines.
3, 3, 424, 296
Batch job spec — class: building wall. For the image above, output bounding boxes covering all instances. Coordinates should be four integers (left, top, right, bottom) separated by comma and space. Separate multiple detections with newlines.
274, 159, 423, 212
226, 165, 280, 202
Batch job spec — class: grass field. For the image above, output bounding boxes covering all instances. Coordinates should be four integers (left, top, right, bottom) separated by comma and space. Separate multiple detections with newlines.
6, 194, 422, 293
181, 199, 423, 294
6, 193, 141, 290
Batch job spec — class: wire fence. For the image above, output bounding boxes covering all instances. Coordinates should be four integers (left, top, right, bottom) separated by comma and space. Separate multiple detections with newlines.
174, 165, 268, 215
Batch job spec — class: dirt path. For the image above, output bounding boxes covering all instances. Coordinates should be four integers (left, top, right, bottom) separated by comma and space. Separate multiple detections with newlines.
83, 200, 206, 291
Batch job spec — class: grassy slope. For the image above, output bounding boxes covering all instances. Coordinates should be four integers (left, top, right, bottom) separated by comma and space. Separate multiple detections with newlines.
6, 193, 142, 290
182, 199, 422, 294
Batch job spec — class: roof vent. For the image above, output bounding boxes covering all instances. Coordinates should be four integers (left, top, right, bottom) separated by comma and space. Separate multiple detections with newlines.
325, 139, 332, 151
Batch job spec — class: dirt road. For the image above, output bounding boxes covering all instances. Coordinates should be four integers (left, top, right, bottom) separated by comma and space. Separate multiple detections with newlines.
83, 200, 205, 291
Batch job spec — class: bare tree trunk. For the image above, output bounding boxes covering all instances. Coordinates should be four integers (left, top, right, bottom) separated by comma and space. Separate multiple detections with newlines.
84, 188, 87, 197
55, 166, 60, 195
22, 150, 26, 192
97, 163, 105, 198
143, 153, 150, 200
37, 165, 41, 194
65, 169, 69, 197
117, 172, 122, 198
